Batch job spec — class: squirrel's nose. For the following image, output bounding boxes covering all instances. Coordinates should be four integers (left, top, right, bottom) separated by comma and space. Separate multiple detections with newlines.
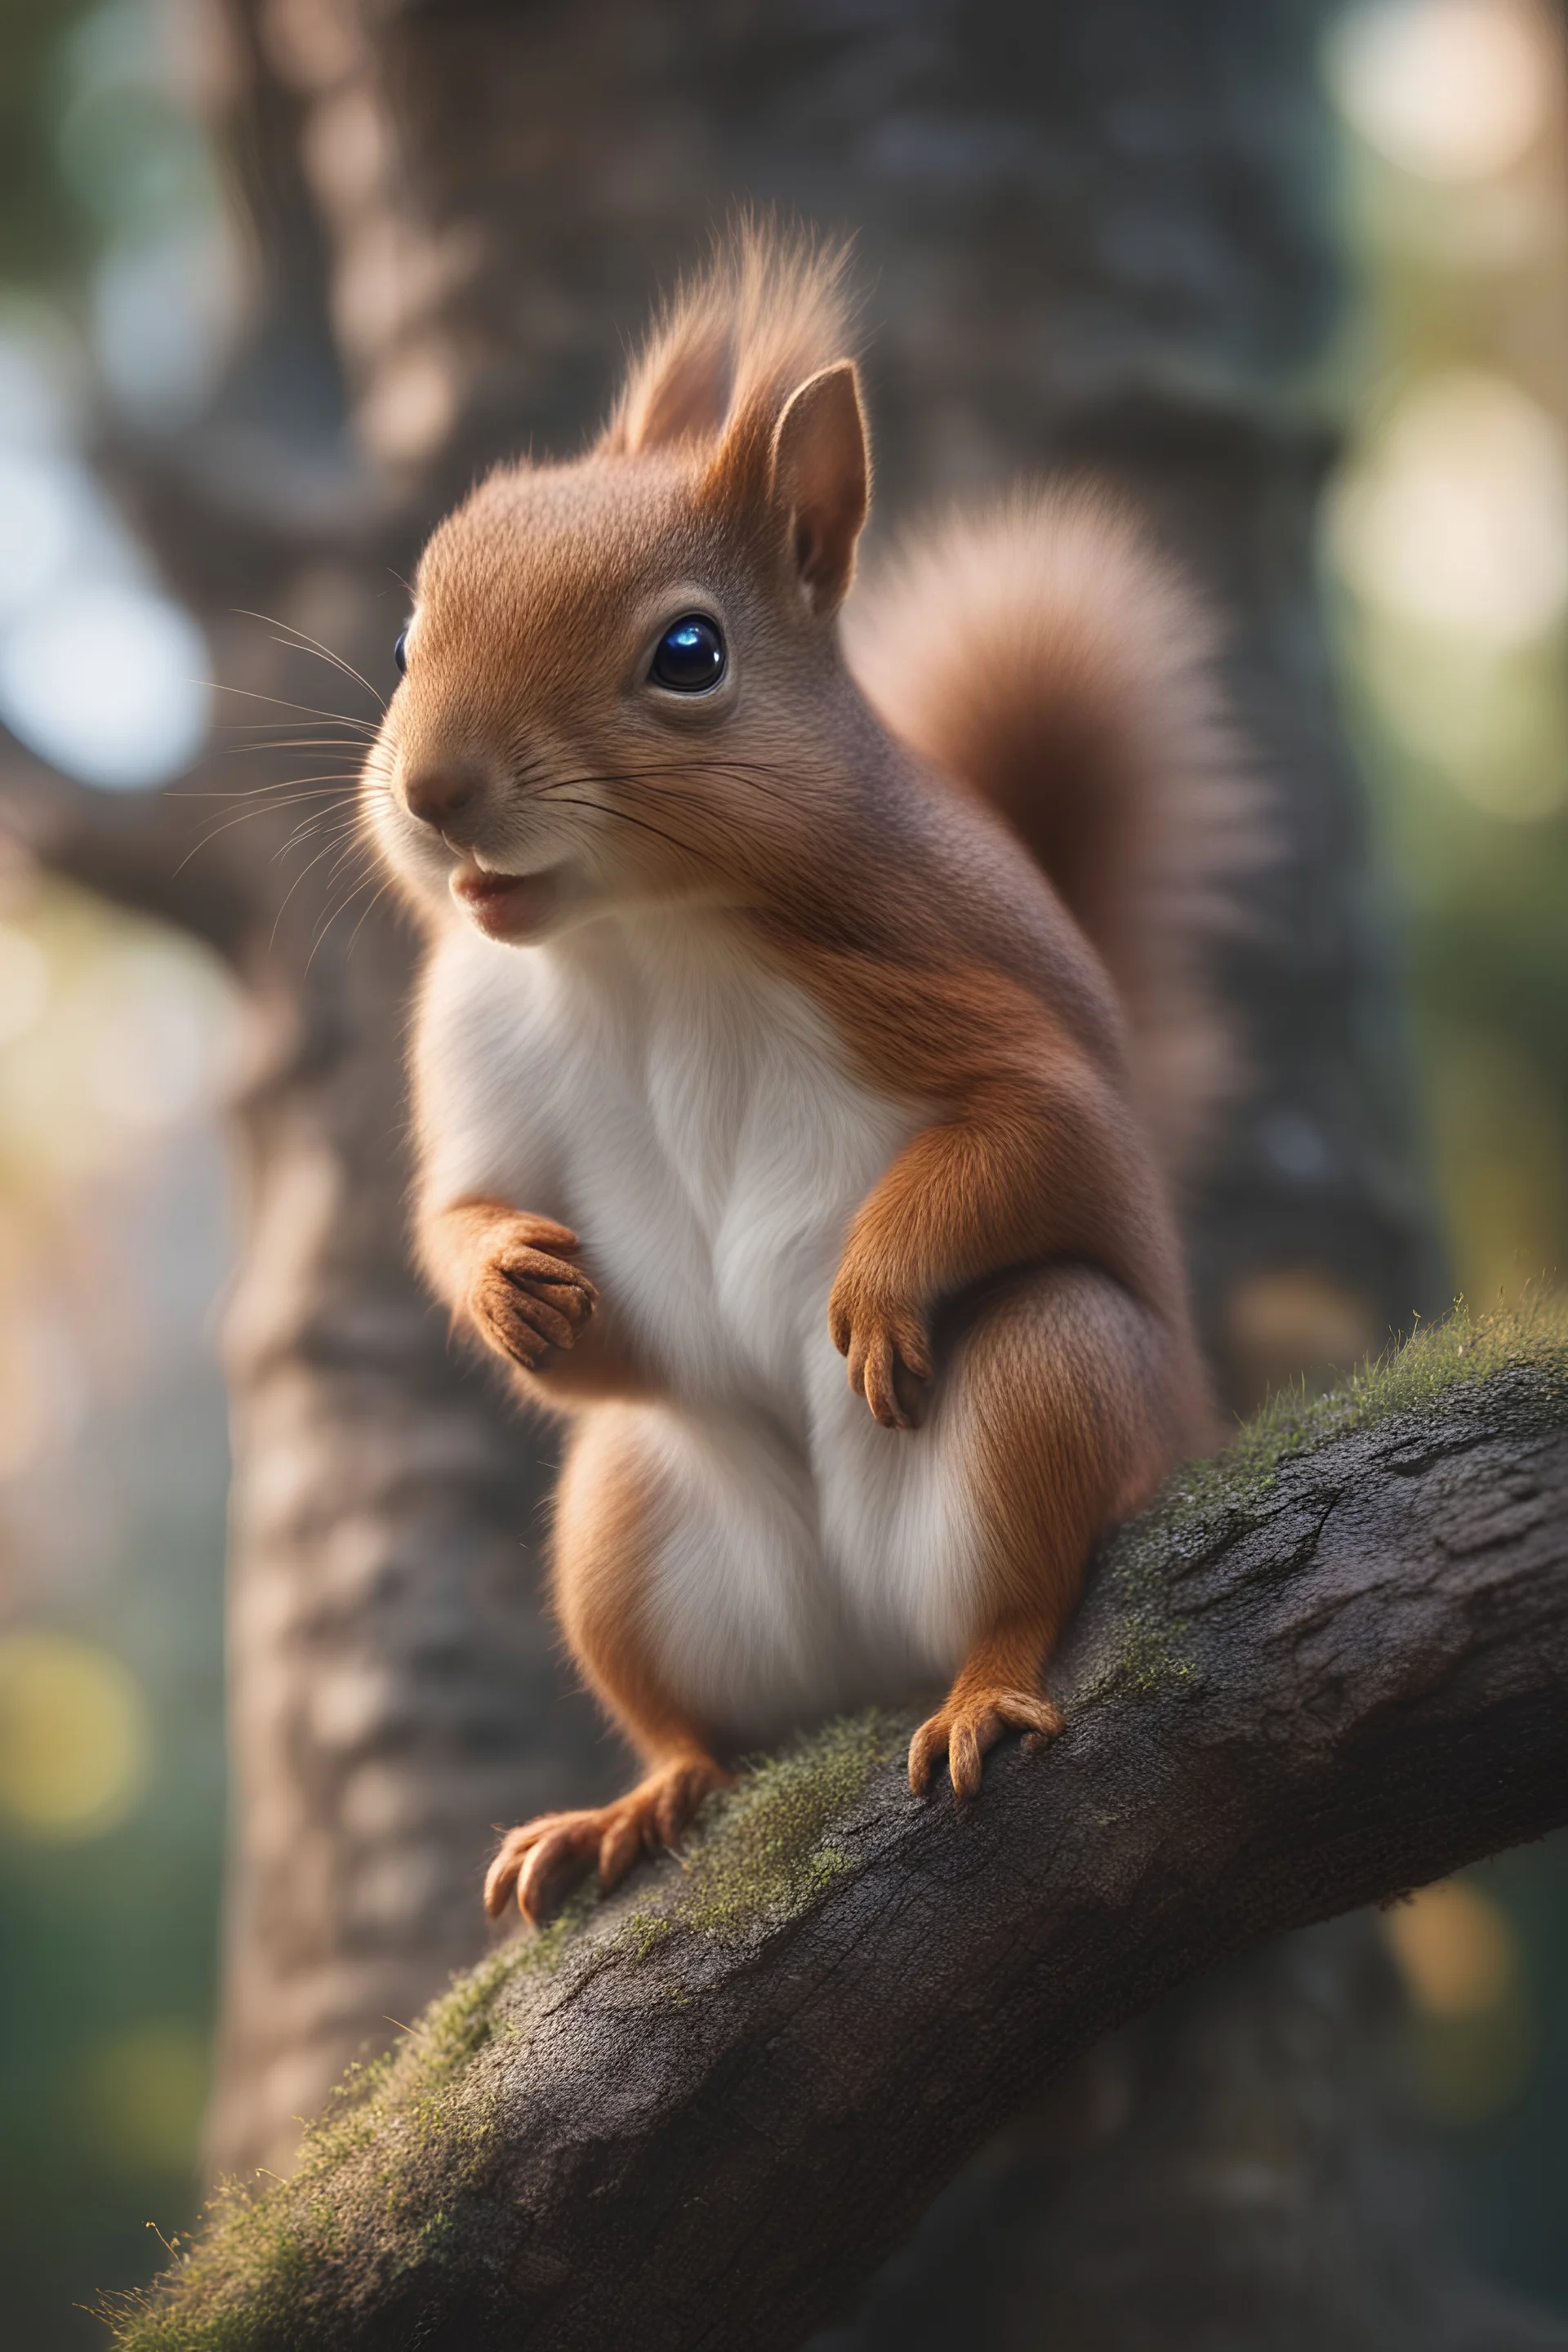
402, 761, 484, 834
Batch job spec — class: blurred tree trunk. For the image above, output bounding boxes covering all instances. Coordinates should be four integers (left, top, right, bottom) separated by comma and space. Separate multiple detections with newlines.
12, 0, 1561, 2342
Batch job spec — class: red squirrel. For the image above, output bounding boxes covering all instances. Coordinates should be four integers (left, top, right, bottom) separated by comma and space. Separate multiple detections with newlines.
362, 227, 1253, 1926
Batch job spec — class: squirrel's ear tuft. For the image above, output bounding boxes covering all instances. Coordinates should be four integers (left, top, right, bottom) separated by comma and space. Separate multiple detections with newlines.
601, 323, 733, 456
768, 361, 869, 617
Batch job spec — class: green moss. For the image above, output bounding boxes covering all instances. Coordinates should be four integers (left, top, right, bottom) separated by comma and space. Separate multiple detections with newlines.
1111, 1599, 1199, 1699
107, 1303, 1568, 2347
1095, 1296, 1568, 1701
1190, 1294, 1566, 1520
613, 1902, 675, 1964
678, 1712, 901, 1940
104, 1721, 897, 2348
596, 1713, 899, 1960
101, 1906, 592, 2351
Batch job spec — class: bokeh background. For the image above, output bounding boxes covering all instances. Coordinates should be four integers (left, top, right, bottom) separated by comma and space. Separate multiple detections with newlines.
0, 1, 1563, 2342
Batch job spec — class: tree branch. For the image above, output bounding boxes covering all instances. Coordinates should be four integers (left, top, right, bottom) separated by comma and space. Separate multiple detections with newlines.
112, 1315, 1568, 2352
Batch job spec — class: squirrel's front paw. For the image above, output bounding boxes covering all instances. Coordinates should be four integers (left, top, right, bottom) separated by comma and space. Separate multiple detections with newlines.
468, 1214, 597, 1370
827, 1272, 933, 1431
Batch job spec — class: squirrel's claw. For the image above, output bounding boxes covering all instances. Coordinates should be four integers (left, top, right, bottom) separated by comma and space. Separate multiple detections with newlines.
829, 1280, 933, 1430
483, 1755, 732, 1927
470, 1239, 597, 1370
908, 1687, 1064, 1802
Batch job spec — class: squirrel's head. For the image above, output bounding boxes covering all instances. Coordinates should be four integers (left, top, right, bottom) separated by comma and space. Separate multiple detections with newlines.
363, 230, 871, 942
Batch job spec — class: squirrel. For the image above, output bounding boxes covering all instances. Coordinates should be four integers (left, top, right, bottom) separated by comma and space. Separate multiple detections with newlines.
362, 226, 1255, 1927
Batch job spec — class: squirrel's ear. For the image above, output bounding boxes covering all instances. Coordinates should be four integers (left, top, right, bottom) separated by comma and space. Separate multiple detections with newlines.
768, 361, 869, 617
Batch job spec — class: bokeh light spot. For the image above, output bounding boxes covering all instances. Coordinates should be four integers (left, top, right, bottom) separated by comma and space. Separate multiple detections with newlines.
1427, 1028, 1568, 1296
1222, 1265, 1382, 1416
0, 581, 209, 790
1329, 369, 1568, 645
81, 939, 229, 1131
78, 2020, 211, 2177
0, 452, 91, 622
0, 1630, 152, 1839
1384, 1878, 1518, 2016
1383, 1878, 1538, 2121
1327, 0, 1550, 183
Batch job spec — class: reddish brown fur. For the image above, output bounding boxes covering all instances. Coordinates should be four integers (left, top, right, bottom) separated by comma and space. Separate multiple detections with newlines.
846, 488, 1264, 1169
365, 226, 1249, 1919
485, 1416, 729, 1918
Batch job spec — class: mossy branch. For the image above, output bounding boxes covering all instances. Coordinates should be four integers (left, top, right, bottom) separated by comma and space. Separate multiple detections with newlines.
110, 1307, 1568, 2352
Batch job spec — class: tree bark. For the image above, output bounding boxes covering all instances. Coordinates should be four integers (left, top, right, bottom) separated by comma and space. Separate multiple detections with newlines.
109, 1344, 1568, 2352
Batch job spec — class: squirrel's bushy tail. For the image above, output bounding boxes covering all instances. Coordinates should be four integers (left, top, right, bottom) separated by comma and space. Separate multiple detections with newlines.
845, 485, 1264, 1173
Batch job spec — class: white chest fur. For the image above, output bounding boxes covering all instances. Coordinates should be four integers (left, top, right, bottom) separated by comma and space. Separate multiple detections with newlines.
415, 909, 979, 1739
418, 910, 919, 1414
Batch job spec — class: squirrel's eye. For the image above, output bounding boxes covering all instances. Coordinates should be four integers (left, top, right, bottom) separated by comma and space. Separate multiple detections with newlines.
650, 614, 724, 693
394, 627, 409, 676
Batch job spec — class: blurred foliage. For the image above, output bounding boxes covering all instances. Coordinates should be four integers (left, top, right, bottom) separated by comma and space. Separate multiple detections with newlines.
0, 0, 98, 286
0, 7, 234, 2345
1380, 1843, 1568, 2311
0, 873, 233, 2352
1326, 0, 1568, 2315
1325, 0, 1568, 1307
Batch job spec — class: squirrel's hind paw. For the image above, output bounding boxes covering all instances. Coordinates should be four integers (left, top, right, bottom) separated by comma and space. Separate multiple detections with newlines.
483, 1754, 731, 1926
907, 1688, 1063, 1803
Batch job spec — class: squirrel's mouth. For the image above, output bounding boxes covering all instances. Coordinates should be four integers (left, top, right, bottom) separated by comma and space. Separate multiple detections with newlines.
450, 863, 561, 941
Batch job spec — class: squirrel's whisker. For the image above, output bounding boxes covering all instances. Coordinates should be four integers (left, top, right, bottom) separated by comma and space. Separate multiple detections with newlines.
305, 862, 385, 974
265, 837, 356, 948
345, 878, 394, 959
176, 798, 347, 871
275, 813, 363, 861
180, 790, 363, 863
233, 610, 387, 712
207, 682, 381, 733
182, 777, 361, 804
534, 794, 706, 865
213, 737, 374, 757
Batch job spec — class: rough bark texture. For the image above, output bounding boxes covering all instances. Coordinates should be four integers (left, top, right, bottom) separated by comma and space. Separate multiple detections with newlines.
8, 0, 1551, 2343
109, 1338, 1568, 2352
